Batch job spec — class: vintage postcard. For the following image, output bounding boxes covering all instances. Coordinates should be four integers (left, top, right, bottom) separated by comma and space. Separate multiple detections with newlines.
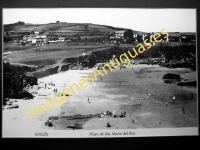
2, 8, 198, 137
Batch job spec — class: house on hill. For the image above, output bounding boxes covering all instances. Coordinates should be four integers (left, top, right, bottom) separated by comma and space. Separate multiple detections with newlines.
133, 33, 144, 42
167, 33, 181, 43
65, 39, 71, 43
180, 33, 196, 43
48, 40, 57, 44
150, 32, 168, 42
58, 37, 65, 42
34, 31, 40, 34
115, 30, 126, 39
133, 33, 138, 41
23, 34, 37, 43
142, 33, 151, 42
35, 35, 47, 46
109, 30, 126, 44
188, 34, 196, 43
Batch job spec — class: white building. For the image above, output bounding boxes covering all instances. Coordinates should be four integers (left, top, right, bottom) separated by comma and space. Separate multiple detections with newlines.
23, 34, 37, 44
115, 30, 126, 39
35, 35, 47, 46
34, 31, 40, 34
58, 37, 65, 42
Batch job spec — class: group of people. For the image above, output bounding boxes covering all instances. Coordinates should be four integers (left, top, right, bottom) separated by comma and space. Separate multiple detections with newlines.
43, 81, 60, 95
44, 82, 56, 89
100, 110, 116, 119
45, 118, 53, 127
100, 110, 129, 119
120, 111, 127, 118
54, 88, 58, 93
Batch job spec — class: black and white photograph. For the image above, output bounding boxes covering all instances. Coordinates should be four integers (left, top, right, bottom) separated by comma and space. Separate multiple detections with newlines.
2, 8, 198, 137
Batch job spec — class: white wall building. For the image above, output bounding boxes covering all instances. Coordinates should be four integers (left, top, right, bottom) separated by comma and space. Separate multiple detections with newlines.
115, 30, 126, 39
58, 37, 65, 42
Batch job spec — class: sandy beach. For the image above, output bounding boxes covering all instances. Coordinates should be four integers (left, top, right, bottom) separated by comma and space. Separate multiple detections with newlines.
3, 64, 197, 136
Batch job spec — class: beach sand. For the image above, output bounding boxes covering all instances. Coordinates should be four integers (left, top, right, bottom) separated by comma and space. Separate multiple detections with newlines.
3, 64, 198, 136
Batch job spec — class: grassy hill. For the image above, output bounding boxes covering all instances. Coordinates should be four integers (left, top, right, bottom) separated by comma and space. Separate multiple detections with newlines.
4, 22, 145, 37
4, 22, 124, 33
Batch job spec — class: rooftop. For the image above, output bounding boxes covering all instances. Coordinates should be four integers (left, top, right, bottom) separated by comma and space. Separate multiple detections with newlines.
115, 30, 126, 34
35, 35, 46, 38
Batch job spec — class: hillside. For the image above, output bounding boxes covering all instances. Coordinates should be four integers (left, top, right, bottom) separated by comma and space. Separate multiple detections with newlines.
4, 22, 129, 34
3, 22, 147, 38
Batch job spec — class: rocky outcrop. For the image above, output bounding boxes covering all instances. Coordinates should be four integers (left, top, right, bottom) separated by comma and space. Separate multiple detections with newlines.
60, 63, 71, 72
177, 80, 196, 86
162, 73, 181, 80
7, 104, 19, 109
3, 62, 36, 103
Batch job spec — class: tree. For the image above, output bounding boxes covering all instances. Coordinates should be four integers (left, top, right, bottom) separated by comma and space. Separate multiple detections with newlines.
56, 21, 60, 23
137, 34, 143, 43
123, 29, 133, 44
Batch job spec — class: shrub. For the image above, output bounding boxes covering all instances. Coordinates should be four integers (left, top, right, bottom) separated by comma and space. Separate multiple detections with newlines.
11, 91, 34, 99
3, 62, 36, 103
162, 73, 181, 81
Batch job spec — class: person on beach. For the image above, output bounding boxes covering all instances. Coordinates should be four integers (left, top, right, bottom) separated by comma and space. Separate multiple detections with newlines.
182, 107, 185, 114
119, 81, 121, 86
48, 120, 53, 127
133, 120, 135, 124
88, 97, 90, 103
110, 111, 112, 117
172, 96, 176, 103
106, 122, 111, 127
137, 66, 140, 72
45, 83, 46, 89
120, 112, 125, 117
45, 118, 53, 127
148, 93, 151, 99
165, 101, 168, 107
101, 113, 104, 119
113, 110, 116, 118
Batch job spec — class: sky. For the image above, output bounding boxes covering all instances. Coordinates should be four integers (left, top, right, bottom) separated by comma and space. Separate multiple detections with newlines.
3, 8, 196, 32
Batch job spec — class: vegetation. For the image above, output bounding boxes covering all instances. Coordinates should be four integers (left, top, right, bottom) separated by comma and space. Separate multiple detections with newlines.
123, 29, 133, 44
3, 62, 38, 103
162, 73, 181, 81
177, 81, 196, 87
